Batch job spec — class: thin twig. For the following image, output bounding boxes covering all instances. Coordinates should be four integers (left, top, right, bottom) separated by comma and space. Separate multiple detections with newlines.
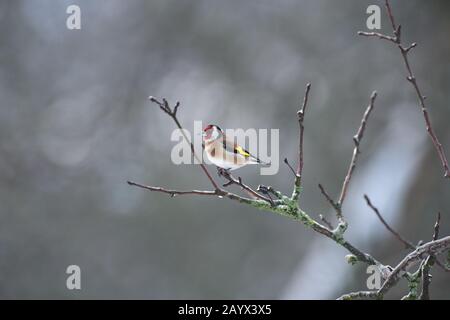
357, 31, 396, 43
296, 83, 311, 188
337, 91, 377, 208
384, 0, 397, 31
127, 181, 218, 197
364, 194, 415, 250
288, 83, 312, 202
318, 183, 340, 214
284, 158, 296, 176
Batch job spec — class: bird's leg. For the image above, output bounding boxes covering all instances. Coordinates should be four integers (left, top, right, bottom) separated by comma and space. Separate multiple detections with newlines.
216, 167, 225, 177
217, 167, 235, 187
216, 167, 231, 178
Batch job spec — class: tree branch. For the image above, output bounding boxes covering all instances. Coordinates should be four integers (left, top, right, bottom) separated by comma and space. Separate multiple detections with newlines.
378, 235, 450, 297
284, 158, 296, 176
337, 91, 377, 209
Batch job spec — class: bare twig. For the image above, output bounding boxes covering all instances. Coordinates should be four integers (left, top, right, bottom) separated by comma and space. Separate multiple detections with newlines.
384, 0, 397, 31
288, 84, 312, 202
127, 181, 218, 197
294, 83, 312, 198
364, 194, 415, 250
284, 158, 296, 176
359, 0, 450, 178
318, 183, 340, 214
337, 91, 377, 209
357, 31, 396, 43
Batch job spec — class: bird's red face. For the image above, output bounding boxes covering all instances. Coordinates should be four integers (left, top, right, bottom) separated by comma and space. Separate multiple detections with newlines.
202, 125, 221, 142
203, 125, 213, 140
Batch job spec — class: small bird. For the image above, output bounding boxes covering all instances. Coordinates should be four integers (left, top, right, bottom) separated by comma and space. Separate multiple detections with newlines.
202, 124, 268, 171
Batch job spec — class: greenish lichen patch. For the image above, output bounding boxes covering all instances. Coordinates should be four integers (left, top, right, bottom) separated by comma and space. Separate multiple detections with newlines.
345, 254, 358, 265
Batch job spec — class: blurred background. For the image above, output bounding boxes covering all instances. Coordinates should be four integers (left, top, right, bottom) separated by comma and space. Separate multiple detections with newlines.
0, 0, 449, 299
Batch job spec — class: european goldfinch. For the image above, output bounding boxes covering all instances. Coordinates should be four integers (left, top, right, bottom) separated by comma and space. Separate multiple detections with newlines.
202, 124, 268, 171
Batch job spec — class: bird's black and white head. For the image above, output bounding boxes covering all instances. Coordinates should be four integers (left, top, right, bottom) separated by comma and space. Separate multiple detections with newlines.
202, 124, 223, 143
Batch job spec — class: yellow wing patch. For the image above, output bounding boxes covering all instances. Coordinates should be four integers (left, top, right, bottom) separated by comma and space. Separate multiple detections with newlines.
235, 146, 250, 157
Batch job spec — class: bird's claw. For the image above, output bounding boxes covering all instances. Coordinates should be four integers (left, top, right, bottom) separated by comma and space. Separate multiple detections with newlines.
216, 167, 230, 178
